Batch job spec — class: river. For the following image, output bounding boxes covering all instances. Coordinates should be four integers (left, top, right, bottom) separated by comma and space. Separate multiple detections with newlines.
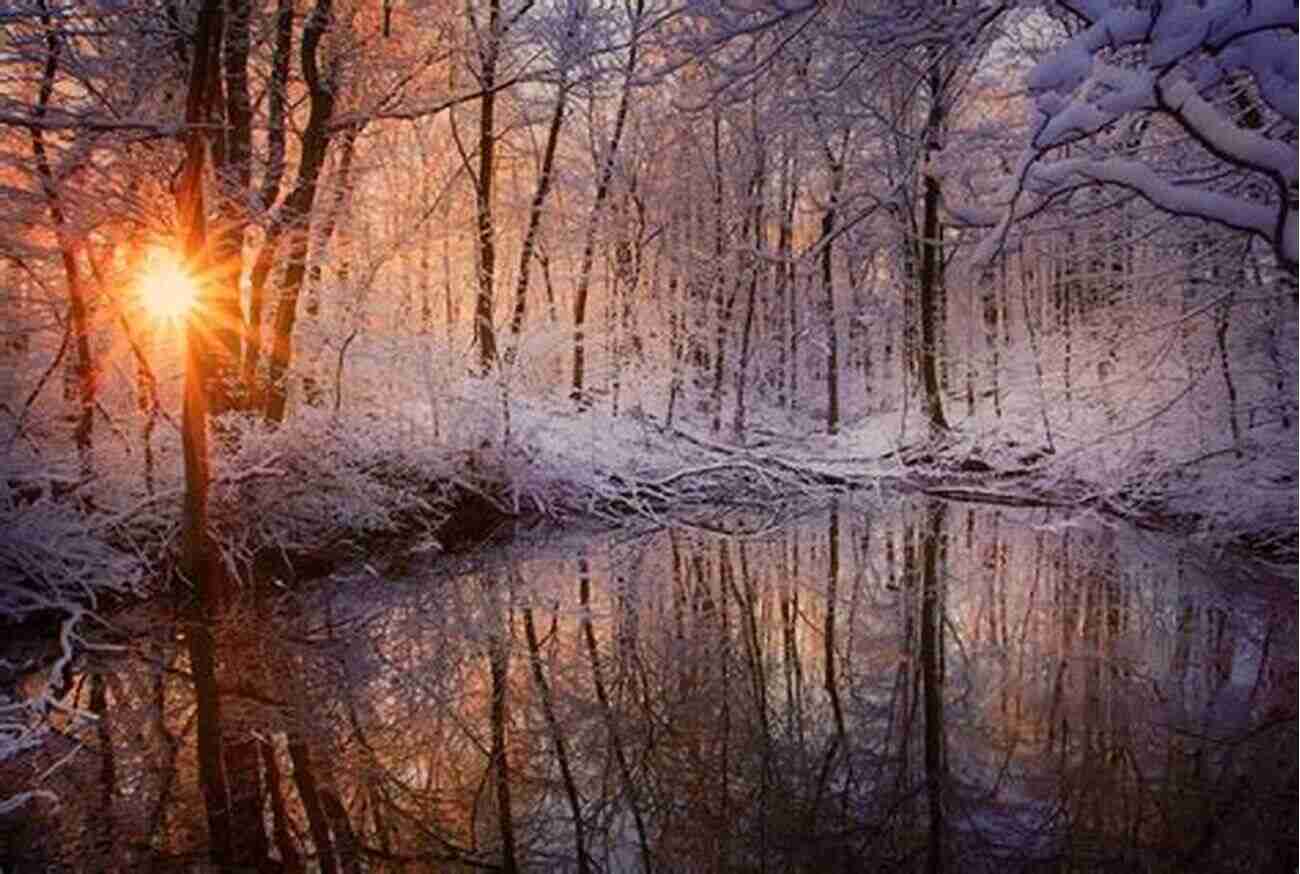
8, 494, 1297, 872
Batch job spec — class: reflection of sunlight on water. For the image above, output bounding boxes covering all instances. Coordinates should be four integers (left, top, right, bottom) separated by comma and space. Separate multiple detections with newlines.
13, 495, 1296, 871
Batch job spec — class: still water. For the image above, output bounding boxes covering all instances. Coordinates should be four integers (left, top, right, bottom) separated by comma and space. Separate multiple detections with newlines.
10, 496, 1297, 872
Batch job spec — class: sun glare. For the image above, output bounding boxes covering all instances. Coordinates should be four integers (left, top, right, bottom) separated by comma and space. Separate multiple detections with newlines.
136, 248, 199, 323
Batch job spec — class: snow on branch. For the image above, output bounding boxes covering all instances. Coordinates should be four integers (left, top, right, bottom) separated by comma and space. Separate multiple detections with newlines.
1151, 76, 1295, 187
1031, 155, 1286, 249
973, 0, 1298, 269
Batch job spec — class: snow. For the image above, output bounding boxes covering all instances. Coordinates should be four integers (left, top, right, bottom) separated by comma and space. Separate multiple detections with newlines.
1035, 95, 1109, 145
1223, 31, 1300, 124
1158, 76, 1296, 186
1031, 155, 1280, 236
1089, 63, 1152, 115
1026, 41, 1092, 95
974, 0, 1299, 270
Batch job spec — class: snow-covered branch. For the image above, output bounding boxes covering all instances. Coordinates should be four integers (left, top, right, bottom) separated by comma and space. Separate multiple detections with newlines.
1030, 155, 1288, 252
973, 0, 1298, 269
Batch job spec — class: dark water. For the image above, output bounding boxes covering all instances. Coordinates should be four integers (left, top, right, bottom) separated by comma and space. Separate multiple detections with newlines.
7, 496, 1297, 872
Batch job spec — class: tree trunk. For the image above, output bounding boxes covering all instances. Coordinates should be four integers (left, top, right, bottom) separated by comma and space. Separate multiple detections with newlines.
207, 0, 252, 417
918, 151, 948, 435
716, 543, 734, 872
238, 0, 293, 407
88, 672, 115, 864
31, 3, 94, 477
1019, 253, 1056, 451
172, 8, 268, 861
288, 739, 340, 874
262, 741, 304, 873
508, 81, 569, 356
819, 503, 847, 797
920, 500, 947, 874
775, 150, 794, 409
572, 0, 644, 405
321, 787, 362, 874
665, 260, 684, 427
708, 112, 733, 432
780, 544, 803, 742
303, 124, 361, 407
733, 124, 766, 440
264, 0, 338, 425
1214, 291, 1241, 455
243, 217, 286, 409
914, 53, 950, 436
523, 605, 591, 874
579, 558, 652, 872
822, 157, 844, 435
981, 255, 1003, 418
488, 592, 518, 874
306, 124, 361, 317
473, 0, 502, 374
174, 2, 246, 867
733, 239, 762, 440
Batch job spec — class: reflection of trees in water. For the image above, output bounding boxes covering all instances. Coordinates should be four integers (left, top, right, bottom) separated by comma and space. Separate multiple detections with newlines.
10, 499, 1295, 872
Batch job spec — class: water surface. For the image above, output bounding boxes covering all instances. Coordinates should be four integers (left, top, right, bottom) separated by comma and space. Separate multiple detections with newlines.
11, 496, 1297, 872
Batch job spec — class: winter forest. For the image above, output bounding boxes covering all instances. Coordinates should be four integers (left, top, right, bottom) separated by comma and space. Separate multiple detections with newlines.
1, 0, 1296, 872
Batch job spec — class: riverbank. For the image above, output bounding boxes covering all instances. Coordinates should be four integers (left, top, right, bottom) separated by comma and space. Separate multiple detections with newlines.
2, 390, 1294, 664
4, 395, 1293, 624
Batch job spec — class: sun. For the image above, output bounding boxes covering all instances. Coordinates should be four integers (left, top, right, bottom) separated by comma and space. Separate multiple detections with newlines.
136, 247, 199, 323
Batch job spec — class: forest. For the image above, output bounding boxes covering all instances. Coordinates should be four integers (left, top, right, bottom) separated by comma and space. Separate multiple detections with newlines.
0, 0, 1296, 871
